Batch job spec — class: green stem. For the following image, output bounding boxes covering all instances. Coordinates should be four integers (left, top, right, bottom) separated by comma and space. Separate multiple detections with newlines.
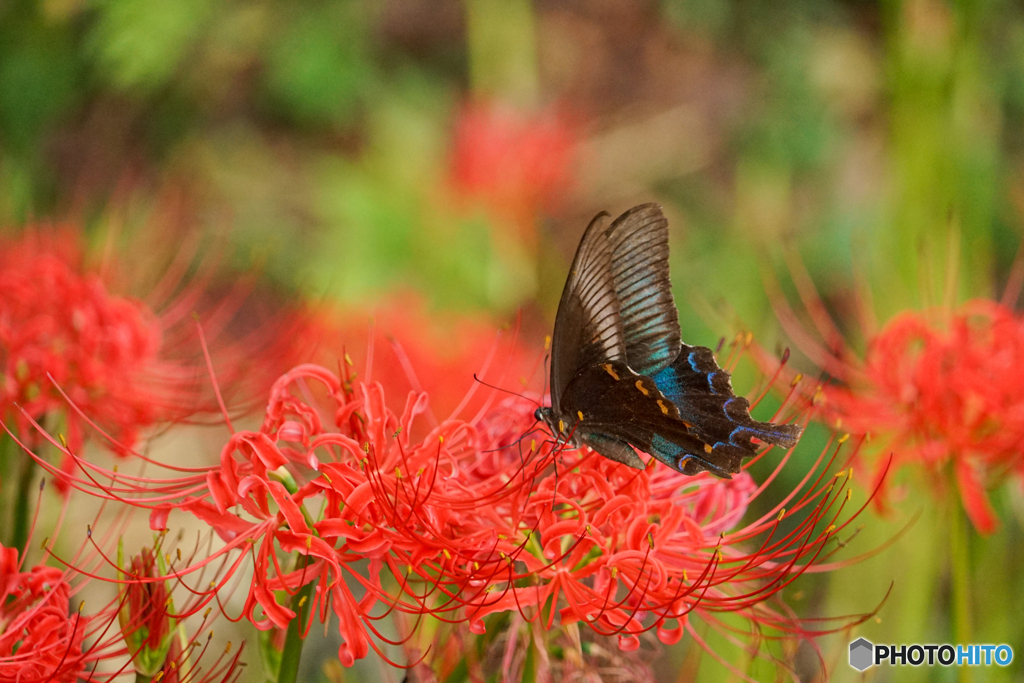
11, 453, 37, 553
950, 501, 972, 683
276, 561, 314, 683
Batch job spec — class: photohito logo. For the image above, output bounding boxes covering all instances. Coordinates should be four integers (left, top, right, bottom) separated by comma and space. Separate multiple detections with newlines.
849, 638, 1013, 671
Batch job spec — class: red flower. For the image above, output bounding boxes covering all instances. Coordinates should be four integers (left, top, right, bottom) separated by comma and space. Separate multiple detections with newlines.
70, 342, 871, 669
824, 301, 1024, 533
765, 265, 1024, 534
0, 227, 309, 488
450, 101, 576, 241
0, 543, 86, 682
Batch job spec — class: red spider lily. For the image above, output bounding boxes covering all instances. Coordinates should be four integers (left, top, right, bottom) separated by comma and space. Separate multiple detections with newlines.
450, 101, 577, 243
0, 481, 247, 683
0, 227, 309, 490
0, 543, 87, 682
45, 335, 877, 674
766, 269, 1024, 533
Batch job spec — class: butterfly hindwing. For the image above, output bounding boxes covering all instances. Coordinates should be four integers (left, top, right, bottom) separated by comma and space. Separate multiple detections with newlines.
560, 361, 745, 477
651, 345, 802, 453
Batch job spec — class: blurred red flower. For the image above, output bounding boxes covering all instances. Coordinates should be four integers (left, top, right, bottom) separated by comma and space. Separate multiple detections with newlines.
0, 227, 309, 487
821, 301, 1024, 533
450, 101, 577, 242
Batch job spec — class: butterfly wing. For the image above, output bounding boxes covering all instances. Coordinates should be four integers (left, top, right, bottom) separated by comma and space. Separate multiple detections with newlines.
604, 203, 682, 377
651, 345, 803, 453
549, 212, 628, 410
560, 361, 747, 477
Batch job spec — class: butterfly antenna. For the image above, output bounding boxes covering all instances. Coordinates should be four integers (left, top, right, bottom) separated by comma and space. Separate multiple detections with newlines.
471, 374, 542, 408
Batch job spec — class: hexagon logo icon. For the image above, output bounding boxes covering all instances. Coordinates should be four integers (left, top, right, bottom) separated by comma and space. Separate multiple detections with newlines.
849, 638, 874, 671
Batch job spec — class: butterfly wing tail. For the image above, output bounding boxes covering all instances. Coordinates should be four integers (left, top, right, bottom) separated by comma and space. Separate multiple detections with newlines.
653, 345, 804, 453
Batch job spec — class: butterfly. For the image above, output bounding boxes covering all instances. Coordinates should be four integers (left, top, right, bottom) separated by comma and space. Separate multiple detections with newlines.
535, 203, 802, 477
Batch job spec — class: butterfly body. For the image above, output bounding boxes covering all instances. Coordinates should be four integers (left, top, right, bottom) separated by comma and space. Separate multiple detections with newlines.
538, 203, 801, 478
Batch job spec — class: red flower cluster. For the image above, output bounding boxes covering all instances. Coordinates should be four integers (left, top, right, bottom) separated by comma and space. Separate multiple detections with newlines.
823, 300, 1024, 533
58, 357, 866, 669
0, 544, 87, 683
450, 101, 576, 238
0, 231, 162, 458
0, 228, 311, 486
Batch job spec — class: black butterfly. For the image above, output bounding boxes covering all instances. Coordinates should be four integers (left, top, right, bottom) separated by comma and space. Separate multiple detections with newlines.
535, 203, 802, 478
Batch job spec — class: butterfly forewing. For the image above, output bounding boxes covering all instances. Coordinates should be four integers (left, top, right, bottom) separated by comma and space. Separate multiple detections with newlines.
605, 204, 681, 377
549, 211, 627, 409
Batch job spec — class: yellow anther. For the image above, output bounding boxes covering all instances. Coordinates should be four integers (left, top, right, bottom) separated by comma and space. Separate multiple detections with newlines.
225, 642, 232, 654
344, 352, 354, 366
610, 566, 618, 578
544, 335, 552, 350
790, 373, 803, 387
210, 581, 217, 589
602, 363, 620, 380
657, 399, 669, 415
777, 508, 785, 521
558, 419, 565, 433
393, 427, 403, 438
442, 549, 451, 560
744, 332, 753, 346
40, 537, 49, 550
165, 553, 172, 565
362, 443, 370, 453
473, 562, 480, 570
176, 549, 181, 561
438, 435, 444, 444
846, 489, 852, 501
826, 525, 835, 533
58, 433, 68, 449
834, 418, 843, 430
497, 534, 507, 540
635, 380, 649, 396
703, 443, 713, 454
682, 570, 689, 582
395, 467, 402, 479
849, 467, 854, 478
203, 607, 212, 618
530, 439, 536, 452
577, 410, 584, 421
154, 673, 165, 682
647, 532, 655, 549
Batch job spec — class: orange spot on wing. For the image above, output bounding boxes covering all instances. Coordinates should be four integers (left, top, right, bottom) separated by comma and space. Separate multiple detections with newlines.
602, 363, 620, 380
703, 443, 713, 454
635, 380, 649, 396
657, 399, 669, 415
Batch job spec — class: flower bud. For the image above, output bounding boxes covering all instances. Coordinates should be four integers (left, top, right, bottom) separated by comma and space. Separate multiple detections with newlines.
117, 541, 176, 678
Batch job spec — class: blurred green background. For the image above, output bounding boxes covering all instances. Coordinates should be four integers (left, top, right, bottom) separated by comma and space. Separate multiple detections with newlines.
3, 0, 1024, 680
